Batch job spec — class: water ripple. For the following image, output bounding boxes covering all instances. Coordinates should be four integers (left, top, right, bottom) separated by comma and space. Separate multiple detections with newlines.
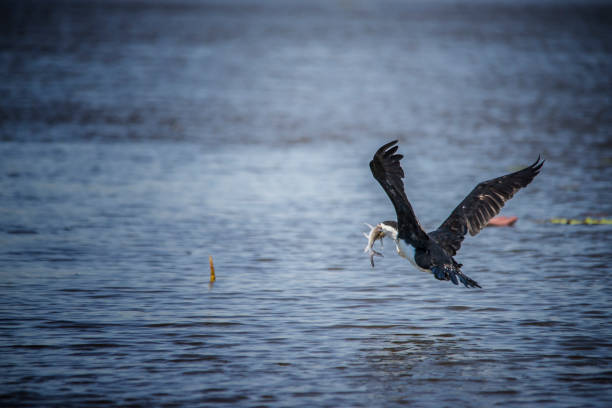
1, 0, 611, 407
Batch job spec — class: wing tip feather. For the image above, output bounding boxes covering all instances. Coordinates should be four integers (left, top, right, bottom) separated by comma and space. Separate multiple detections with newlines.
531, 155, 545, 173
376, 140, 399, 156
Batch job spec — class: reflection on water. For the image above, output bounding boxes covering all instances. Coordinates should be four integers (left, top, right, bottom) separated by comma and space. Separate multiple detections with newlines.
1, 0, 612, 406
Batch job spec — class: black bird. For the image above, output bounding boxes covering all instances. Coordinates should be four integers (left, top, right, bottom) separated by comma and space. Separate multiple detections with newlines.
365, 140, 544, 288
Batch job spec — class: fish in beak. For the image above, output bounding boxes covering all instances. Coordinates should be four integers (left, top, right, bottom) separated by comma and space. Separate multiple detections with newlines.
363, 223, 386, 267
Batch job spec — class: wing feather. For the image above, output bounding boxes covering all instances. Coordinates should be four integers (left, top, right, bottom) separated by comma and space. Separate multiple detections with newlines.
430, 156, 544, 256
370, 141, 429, 248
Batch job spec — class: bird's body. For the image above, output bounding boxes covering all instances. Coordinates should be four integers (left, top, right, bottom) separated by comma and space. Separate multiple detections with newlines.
396, 239, 430, 274
366, 140, 544, 288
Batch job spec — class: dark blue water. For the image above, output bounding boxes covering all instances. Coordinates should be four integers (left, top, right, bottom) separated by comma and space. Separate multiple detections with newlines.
1, 0, 611, 406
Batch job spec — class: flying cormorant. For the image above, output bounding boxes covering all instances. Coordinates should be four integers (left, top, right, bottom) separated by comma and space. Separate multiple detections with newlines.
364, 140, 544, 288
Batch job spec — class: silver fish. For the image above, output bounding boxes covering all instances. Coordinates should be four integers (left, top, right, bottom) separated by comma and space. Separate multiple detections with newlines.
363, 223, 385, 267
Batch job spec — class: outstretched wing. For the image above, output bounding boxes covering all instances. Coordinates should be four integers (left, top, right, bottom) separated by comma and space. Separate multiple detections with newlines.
369, 140, 429, 248
430, 156, 544, 256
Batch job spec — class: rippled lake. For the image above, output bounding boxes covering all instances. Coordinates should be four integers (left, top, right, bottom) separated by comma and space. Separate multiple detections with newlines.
1, 0, 611, 406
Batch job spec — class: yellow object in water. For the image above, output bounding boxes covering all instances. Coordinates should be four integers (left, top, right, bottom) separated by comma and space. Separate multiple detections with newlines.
209, 255, 216, 282
549, 218, 612, 225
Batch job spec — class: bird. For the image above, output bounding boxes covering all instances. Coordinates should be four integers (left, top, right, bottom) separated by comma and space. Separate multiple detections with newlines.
364, 140, 544, 288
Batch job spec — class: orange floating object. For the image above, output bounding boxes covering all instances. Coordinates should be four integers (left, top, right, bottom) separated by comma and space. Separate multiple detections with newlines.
487, 216, 518, 227
209, 255, 216, 282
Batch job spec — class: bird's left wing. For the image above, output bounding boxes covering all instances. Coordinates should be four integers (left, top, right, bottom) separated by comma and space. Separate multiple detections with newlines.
430, 156, 544, 256
370, 141, 429, 248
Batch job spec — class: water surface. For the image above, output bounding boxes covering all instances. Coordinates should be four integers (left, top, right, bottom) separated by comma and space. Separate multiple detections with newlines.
1, 0, 611, 406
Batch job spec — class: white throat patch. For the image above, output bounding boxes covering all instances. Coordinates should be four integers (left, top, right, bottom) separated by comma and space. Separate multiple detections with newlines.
396, 239, 430, 273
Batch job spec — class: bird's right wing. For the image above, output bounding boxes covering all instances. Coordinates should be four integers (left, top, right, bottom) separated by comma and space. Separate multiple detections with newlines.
430, 156, 544, 256
369, 141, 429, 248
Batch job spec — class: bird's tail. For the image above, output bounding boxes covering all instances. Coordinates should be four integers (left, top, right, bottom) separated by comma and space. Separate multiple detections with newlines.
431, 265, 481, 288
